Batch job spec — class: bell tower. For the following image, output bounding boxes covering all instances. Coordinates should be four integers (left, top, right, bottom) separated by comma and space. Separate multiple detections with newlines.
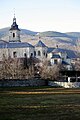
9, 14, 21, 42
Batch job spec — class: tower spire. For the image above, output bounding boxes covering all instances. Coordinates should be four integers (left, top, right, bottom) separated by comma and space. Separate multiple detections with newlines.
13, 8, 15, 18
9, 10, 21, 42
13, 9, 16, 23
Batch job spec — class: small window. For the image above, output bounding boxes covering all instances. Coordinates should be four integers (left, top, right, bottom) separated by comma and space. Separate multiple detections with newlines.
24, 53, 27, 57
43, 51, 45, 56
34, 51, 36, 56
13, 33, 15, 38
54, 59, 57, 64
31, 53, 33, 57
13, 51, 17, 58
38, 51, 41, 56
46, 53, 47, 58
62, 58, 64, 60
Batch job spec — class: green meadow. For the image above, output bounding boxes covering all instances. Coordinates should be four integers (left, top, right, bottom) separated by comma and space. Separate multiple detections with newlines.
0, 87, 80, 120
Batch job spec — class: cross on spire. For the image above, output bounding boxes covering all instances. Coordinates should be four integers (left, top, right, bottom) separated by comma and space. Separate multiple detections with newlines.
13, 8, 16, 23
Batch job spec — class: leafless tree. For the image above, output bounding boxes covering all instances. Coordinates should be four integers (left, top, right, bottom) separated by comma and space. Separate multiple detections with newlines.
0, 55, 36, 79
40, 60, 60, 80
73, 59, 80, 71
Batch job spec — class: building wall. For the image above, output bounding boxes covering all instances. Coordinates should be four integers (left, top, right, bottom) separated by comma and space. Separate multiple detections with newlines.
66, 59, 71, 65
61, 52, 67, 60
50, 58, 62, 65
9, 30, 20, 42
8, 47, 34, 58
0, 47, 35, 60
35, 47, 47, 60
47, 53, 52, 60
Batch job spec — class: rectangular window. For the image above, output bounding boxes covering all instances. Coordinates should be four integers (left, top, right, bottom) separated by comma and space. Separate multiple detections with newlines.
13, 51, 17, 58
54, 59, 57, 64
34, 51, 36, 56
13, 33, 15, 38
38, 51, 41, 56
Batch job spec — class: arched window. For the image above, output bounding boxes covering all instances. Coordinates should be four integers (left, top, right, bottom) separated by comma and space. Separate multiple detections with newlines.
13, 33, 15, 38
34, 51, 36, 56
24, 53, 27, 58
38, 51, 41, 56
46, 53, 47, 58
43, 51, 45, 56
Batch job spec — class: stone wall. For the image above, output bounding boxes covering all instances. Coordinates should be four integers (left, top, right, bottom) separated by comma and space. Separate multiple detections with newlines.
48, 81, 80, 88
0, 79, 47, 87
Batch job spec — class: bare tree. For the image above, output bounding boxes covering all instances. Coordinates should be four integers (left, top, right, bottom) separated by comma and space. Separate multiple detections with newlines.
40, 60, 60, 80
0, 55, 36, 80
73, 59, 80, 71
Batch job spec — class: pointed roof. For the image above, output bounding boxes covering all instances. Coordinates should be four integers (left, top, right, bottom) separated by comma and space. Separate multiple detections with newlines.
9, 15, 20, 31
35, 40, 46, 47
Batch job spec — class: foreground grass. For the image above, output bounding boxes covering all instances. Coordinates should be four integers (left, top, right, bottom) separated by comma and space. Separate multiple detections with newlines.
0, 87, 80, 120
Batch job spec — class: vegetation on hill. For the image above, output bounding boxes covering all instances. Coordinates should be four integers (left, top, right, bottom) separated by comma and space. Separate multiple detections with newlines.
21, 29, 37, 35
37, 31, 69, 37
1, 28, 80, 38
66, 32, 80, 38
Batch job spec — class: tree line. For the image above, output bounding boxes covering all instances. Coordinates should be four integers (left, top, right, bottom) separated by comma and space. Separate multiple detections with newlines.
0, 55, 80, 80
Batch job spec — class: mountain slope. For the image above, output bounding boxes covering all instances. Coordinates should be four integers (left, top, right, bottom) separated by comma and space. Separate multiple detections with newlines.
66, 32, 80, 38
37, 31, 69, 37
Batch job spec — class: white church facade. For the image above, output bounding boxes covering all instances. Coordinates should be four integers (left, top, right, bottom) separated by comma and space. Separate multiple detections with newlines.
0, 15, 72, 70
0, 16, 47, 61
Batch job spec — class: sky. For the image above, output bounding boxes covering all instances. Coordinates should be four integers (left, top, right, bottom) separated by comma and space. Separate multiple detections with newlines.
0, 0, 80, 32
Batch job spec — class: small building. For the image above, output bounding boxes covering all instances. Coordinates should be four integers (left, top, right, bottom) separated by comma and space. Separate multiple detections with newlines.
50, 54, 62, 65
50, 47, 72, 70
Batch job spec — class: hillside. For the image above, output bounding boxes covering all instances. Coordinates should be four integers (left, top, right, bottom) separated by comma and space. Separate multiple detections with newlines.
37, 31, 69, 37
0, 28, 79, 38
66, 32, 80, 38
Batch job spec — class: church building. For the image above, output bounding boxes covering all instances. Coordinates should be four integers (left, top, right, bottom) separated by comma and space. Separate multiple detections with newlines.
0, 15, 48, 61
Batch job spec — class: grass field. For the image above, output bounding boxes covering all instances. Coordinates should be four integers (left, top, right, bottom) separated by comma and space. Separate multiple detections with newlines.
0, 86, 80, 120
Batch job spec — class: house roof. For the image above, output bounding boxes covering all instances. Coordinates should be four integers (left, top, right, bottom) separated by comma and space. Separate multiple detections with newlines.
47, 48, 54, 53
35, 40, 47, 47
51, 54, 61, 59
0, 41, 34, 48
52, 48, 66, 53
0, 43, 7, 48
0, 40, 8, 43
7, 42, 34, 48
62, 61, 70, 65
51, 47, 77, 58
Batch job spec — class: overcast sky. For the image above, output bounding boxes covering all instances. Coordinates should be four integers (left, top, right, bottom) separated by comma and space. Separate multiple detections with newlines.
0, 0, 80, 32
